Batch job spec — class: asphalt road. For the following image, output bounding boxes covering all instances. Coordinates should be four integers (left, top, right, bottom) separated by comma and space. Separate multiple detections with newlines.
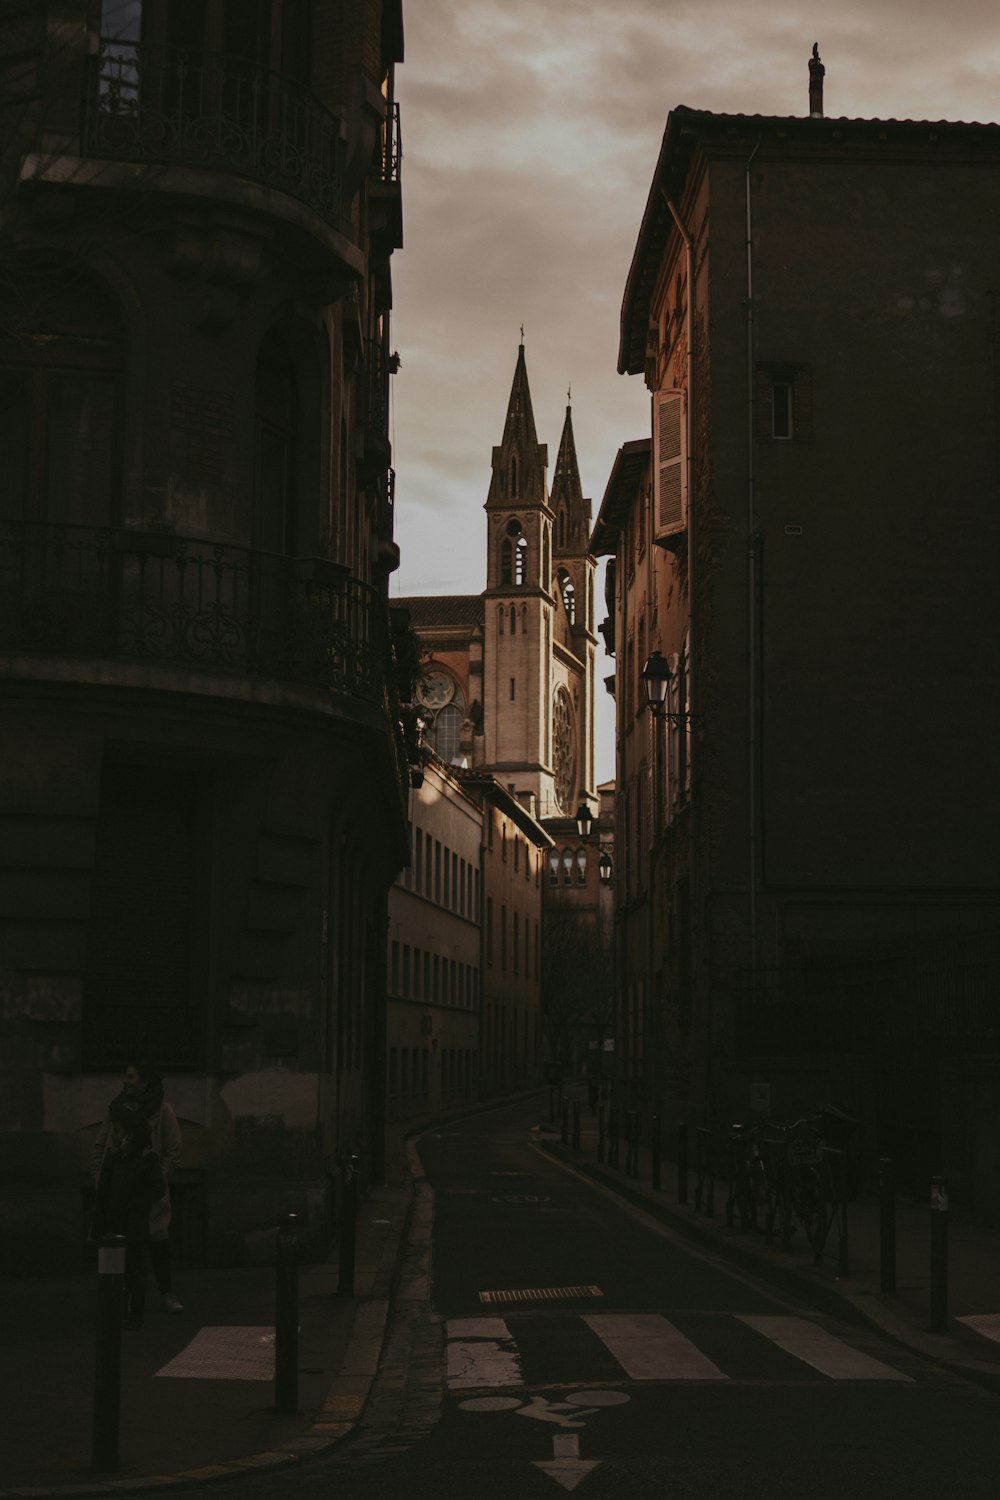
218, 1096, 1000, 1499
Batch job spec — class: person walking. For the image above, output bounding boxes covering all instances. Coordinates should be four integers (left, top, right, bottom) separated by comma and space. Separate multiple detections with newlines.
90, 1106, 165, 1329
92, 1061, 184, 1313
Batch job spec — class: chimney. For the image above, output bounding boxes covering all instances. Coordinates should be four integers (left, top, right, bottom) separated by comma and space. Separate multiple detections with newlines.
809, 43, 825, 118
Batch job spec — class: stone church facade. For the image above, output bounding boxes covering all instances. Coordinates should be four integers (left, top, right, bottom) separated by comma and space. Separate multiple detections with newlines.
401, 342, 597, 826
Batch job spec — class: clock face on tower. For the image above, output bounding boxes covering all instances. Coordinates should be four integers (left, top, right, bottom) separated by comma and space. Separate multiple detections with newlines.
416, 670, 455, 710
552, 685, 575, 814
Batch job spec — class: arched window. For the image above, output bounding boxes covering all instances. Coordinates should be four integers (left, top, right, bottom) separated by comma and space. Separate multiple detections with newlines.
434, 704, 462, 762
498, 605, 505, 635
509, 605, 516, 635
521, 605, 528, 635
515, 533, 527, 585
549, 850, 560, 885
561, 848, 573, 885
576, 849, 587, 886
500, 538, 513, 585
558, 509, 566, 548
510, 455, 518, 496
543, 525, 551, 583
557, 569, 575, 623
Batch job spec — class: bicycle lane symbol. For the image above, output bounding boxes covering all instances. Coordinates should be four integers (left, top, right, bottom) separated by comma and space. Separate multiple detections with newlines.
457, 1390, 630, 1490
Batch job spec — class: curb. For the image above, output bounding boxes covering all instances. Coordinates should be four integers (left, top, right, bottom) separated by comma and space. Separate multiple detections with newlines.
1, 1088, 540, 1500
536, 1135, 1000, 1398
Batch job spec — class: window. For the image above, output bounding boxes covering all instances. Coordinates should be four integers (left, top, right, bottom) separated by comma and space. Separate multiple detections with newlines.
415, 828, 423, 892
498, 605, 505, 636
459, 857, 466, 916
510, 677, 516, 700
510, 605, 516, 635
1, 265, 123, 533
413, 947, 422, 999
557, 568, 576, 623
486, 896, 494, 965
501, 904, 507, 971
515, 534, 527, 585
772, 379, 793, 439
501, 540, 512, 585
434, 840, 442, 903
513, 913, 519, 977
514, 839, 520, 873
576, 849, 587, 886
562, 848, 573, 884
390, 940, 399, 993
521, 605, 528, 635
757, 364, 813, 442
549, 850, 560, 885
443, 844, 450, 909
451, 852, 458, 910
510, 455, 518, 496
402, 945, 411, 995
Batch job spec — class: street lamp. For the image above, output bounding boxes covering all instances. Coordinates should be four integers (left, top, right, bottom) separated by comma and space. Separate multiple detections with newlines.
598, 848, 613, 884
640, 650, 672, 716
574, 800, 593, 839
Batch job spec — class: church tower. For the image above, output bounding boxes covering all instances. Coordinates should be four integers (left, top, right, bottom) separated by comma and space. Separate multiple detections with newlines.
482, 343, 595, 822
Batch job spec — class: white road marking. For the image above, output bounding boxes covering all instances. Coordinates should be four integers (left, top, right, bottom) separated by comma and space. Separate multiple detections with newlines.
532, 1432, 601, 1492
446, 1316, 521, 1389
736, 1316, 912, 1381
584, 1312, 727, 1380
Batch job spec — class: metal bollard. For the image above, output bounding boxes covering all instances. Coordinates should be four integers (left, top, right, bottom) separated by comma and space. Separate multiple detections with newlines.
678, 1122, 688, 1204
572, 1100, 581, 1150
879, 1157, 896, 1294
275, 1213, 300, 1415
930, 1176, 949, 1332
651, 1115, 661, 1190
597, 1103, 605, 1164
337, 1152, 360, 1297
91, 1235, 126, 1471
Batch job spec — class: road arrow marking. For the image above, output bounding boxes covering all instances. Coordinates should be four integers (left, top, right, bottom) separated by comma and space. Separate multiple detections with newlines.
532, 1433, 601, 1492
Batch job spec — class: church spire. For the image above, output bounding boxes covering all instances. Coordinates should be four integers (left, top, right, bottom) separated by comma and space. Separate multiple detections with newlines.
487, 344, 548, 508
550, 401, 590, 553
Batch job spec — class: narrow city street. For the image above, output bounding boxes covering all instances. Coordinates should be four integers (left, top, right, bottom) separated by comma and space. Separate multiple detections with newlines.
221, 1097, 1000, 1499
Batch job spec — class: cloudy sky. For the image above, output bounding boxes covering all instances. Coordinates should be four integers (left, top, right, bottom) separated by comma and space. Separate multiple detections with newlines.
388, 0, 1000, 781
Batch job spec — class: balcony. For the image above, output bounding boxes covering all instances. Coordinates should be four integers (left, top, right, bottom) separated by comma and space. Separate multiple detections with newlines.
83, 39, 346, 231
368, 99, 402, 250
0, 521, 389, 705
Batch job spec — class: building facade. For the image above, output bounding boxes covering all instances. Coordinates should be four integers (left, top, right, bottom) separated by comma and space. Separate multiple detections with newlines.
387, 758, 483, 1120
0, 0, 409, 1268
595, 74, 1000, 1197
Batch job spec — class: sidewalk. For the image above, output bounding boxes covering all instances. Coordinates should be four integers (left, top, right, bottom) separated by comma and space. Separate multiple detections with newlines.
537, 1092, 1000, 1394
0, 1139, 415, 1498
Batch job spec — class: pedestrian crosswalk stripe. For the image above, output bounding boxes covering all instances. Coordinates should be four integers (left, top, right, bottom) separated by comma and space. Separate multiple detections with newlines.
736, 1316, 912, 1382
583, 1313, 727, 1381
444, 1313, 912, 1388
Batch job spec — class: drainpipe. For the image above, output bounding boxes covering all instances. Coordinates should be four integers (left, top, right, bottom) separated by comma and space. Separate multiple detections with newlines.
746, 141, 761, 1007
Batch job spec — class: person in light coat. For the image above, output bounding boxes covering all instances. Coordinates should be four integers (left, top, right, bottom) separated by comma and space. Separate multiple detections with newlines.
92, 1060, 183, 1313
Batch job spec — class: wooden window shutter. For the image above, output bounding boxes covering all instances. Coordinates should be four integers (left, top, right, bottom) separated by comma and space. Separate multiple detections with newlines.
653, 388, 686, 548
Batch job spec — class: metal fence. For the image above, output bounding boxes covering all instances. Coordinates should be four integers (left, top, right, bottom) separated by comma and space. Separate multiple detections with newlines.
85, 39, 346, 226
0, 521, 389, 702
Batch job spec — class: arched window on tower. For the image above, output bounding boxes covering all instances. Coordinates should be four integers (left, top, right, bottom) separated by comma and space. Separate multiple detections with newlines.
543, 525, 551, 584
576, 849, 587, 886
498, 605, 505, 635
500, 538, 512, 586
521, 605, 528, 635
558, 509, 566, 548
510, 455, 518, 497
515, 533, 527, 585
509, 605, 516, 635
557, 568, 575, 623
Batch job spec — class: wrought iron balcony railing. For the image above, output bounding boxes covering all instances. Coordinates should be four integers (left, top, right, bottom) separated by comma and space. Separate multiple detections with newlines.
378, 101, 402, 183
84, 39, 345, 226
0, 521, 389, 703
363, 337, 389, 440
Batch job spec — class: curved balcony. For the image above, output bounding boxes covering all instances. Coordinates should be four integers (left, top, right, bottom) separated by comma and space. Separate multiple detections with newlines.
83, 39, 346, 229
0, 521, 388, 705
